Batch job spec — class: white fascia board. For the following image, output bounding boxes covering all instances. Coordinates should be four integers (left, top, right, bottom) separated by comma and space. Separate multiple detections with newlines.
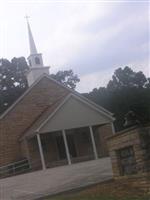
0, 74, 48, 119
36, 94, 72, 132
37, 93, 114, 133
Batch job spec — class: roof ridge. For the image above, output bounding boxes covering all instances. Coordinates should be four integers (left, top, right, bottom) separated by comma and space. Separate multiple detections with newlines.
36, 93, 114, 133
0, 73, 113, 119
0, 74, 46, 119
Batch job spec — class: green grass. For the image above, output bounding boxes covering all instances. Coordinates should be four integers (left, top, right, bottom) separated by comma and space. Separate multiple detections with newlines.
46, 194, 150, 200
44, 179, 150, 200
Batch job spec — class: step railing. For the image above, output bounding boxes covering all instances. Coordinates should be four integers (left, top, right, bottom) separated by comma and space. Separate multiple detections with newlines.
0, 159, 31, 178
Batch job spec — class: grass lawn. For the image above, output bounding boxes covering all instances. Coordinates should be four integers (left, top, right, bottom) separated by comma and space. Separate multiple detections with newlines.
47, 196, 149, 200
45, 180, 150, 200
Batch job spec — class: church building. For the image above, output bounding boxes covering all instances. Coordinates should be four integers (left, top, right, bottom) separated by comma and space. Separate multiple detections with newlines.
0, 20, 115, 176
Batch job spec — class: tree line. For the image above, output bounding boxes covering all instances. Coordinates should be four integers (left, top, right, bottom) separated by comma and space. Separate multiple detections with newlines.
84, 67, 150, 131
0, 57, 149, 131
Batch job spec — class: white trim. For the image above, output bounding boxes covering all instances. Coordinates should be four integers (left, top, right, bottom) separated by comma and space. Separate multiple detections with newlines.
89, 126, 98, 160
37, 93, 114, 133
71, 94, 114, 120
111, 123, 115, 135
36, 94, 72, 132
0, 73, 114, 119
77, 94, 113, 117
62, 130, 71, 165
0, 74, 47, 119
27, 66, 50, 72
37, 74, 113, 116
37, 134, 46, 170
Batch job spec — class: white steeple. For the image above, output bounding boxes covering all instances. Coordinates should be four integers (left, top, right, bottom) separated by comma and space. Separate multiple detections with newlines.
27, 20, 37, 55
25, 16, 49, 86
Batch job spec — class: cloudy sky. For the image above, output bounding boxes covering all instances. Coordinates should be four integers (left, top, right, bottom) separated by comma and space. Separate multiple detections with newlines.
0, 0, 149, 92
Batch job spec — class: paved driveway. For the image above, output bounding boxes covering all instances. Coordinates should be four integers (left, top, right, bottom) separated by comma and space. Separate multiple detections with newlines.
0, 157, 112, 200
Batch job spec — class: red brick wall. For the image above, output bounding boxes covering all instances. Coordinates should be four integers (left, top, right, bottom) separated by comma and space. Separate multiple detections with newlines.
27, 137, 42, 170
94, 124, 113, 157
0, 77, 69, 167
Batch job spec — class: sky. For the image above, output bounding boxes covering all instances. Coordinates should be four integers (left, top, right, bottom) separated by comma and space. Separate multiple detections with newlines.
0, 0, 149, 92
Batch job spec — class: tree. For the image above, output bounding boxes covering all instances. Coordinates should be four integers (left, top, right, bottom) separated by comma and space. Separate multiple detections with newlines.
0, 57, 80, 114
50, 70, 80, 90
85, 66, 150, 131
145, 78, 150, 88
107, 66, 147, 90
0, 57, 28, 114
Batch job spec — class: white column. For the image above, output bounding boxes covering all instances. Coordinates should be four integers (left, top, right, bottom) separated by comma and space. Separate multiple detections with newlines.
89, 126, 98, 160
37, 134, 46, 170
62, 130, 71, 165
111, 123, 115, 135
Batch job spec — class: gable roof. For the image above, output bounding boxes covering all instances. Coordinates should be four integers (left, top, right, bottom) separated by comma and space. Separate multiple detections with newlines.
0, 73, 66, 119
39, 93, 114, 131
0, 73, 113, 120
20, 95, 66, 140
38, 93, 114, 131
22, 93, 114, 140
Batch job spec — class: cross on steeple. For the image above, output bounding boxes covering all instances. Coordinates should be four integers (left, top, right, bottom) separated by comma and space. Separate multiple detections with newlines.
25, 15, 30, 22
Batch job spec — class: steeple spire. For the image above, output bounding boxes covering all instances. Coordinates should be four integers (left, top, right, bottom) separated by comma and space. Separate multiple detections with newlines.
25, 16, 50, 86
25, 16, 38, 55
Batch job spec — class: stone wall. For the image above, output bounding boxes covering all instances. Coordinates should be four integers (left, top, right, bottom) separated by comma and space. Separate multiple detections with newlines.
107, 125, 150, 193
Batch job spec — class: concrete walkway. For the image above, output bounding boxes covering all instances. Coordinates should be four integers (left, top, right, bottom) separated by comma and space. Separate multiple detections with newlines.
0, 157, 112, 200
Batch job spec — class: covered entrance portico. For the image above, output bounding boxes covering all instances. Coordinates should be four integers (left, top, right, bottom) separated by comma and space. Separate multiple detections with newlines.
22, 94, 114, 171
28, 125, 102, 170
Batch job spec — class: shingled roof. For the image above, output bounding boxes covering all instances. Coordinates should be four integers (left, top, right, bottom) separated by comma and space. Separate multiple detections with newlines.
1, 73, 114, 141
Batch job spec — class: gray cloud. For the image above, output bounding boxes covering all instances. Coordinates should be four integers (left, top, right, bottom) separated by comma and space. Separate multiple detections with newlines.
69, 2, 149, 76
0, 1, 149, 92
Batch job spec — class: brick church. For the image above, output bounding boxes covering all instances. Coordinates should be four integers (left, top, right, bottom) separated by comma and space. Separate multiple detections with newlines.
0, 20, 115, 176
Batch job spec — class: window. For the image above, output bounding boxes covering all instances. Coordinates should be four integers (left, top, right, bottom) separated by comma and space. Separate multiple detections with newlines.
35, 57, 40, 65
118, 146, 137, 175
